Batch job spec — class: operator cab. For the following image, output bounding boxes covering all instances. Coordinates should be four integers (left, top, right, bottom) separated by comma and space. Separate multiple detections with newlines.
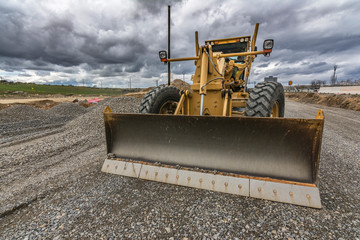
205, 36, 252, 90
205, 36, 250, 63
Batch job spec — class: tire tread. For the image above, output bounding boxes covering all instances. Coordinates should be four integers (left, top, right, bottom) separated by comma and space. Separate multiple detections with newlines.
245, 82, 285, 117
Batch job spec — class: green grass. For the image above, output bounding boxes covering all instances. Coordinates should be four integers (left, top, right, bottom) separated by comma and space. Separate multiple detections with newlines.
0, 81, 141, 96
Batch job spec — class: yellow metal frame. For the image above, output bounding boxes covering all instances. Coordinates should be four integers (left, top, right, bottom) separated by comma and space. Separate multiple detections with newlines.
165, 23, 264, 117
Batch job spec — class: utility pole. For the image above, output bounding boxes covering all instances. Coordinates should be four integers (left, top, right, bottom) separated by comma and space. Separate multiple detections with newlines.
331, 65, 338, 85
168, 5, 171, 86
129, 78, 131, 89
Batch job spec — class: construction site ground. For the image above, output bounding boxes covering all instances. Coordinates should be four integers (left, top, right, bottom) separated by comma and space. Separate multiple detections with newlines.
0, 96, 359, 239
0, 95, 105, 111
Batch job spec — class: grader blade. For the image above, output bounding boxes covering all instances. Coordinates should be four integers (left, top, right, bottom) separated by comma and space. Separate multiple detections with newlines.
102, 111, 324, 208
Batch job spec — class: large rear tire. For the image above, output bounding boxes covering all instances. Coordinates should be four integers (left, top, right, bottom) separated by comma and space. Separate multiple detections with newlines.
245, 82, 285, 117
139, 85, 180, 114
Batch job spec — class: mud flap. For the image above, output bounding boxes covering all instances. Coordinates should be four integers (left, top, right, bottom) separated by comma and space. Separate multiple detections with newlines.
102, 109, 324, 208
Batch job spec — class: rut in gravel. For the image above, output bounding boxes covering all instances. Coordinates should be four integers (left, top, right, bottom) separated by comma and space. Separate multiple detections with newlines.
0, 103, 89, 147
0, 97, 141, 216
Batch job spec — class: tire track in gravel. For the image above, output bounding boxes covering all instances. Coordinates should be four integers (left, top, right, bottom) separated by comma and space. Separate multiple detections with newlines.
0, 123, 65, 147
0, 97, 141, 217
0, 140, 105, 217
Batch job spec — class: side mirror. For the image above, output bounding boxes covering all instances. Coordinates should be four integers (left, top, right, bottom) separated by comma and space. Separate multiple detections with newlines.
263, 39, 274, 57
159, 50, 168, 63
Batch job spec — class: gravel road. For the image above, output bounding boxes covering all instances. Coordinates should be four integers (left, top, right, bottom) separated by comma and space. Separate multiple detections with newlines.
0, 97, 359, 239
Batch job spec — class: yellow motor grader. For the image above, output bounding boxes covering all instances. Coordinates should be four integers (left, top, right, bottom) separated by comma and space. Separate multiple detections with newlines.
102, 23, 324, 208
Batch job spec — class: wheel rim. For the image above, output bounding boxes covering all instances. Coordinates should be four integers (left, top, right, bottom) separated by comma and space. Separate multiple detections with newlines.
270, 101, 280, 117
159, 100, 178, 114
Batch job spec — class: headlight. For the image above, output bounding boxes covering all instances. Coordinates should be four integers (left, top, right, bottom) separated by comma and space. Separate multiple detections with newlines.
263, 39, 274, 50
263, 39, 274, 57
159, 50, 168, 62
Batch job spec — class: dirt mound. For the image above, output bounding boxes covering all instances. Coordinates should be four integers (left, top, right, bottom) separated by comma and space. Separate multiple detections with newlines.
0, 100, 59, 111
27, 100, 59, 109
48, 102, 89, 118
285, 93, 360, 111
171, 79, 191, 91
0, 104, 7, 111
65, 96, 142, 137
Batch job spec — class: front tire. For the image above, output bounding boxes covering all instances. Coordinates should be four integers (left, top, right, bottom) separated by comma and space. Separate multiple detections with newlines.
139, 85, 180, 114
245, 82, 285, 117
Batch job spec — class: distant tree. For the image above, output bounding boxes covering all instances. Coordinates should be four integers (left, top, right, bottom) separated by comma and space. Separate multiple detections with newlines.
311, 80, 324, 88
311, 80, 315, 87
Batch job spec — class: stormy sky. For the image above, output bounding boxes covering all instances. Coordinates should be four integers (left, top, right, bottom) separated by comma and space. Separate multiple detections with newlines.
0, 0, 359, 88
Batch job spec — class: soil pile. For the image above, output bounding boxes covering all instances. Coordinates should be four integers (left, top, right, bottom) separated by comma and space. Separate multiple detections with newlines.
285, 92, 360, 111
171, 79, 191, 91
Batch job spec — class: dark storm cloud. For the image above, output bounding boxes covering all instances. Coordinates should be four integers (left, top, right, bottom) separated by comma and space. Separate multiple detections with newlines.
276, 34, 360, 55
0, 0, 359, 86
135, 0, 180, 15
0, 0, 157, 69
277, 62, 331, 76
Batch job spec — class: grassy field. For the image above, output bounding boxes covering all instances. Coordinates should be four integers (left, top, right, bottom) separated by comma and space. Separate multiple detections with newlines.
0, 81, 140, 96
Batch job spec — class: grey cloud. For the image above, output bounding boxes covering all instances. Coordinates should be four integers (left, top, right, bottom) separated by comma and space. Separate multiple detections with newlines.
0, 0, 359, 86
36, 71, 51, 76
135, 0, 180, 15
258, 63, 270, 68
18, 73, 31, 77
279, 62, 331, 76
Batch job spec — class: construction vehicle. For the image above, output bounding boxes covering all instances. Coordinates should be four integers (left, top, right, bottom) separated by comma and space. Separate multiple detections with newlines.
102, 23, 324, 208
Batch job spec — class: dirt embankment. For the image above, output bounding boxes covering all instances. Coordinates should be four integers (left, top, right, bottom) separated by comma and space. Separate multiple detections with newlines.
0, 98, 95, 111
285, 92, 360, 111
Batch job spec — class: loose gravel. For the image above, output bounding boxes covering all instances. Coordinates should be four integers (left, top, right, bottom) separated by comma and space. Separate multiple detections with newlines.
0, 103, 90, 146
0, 97, 359, 239
0, 105, 52, 123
